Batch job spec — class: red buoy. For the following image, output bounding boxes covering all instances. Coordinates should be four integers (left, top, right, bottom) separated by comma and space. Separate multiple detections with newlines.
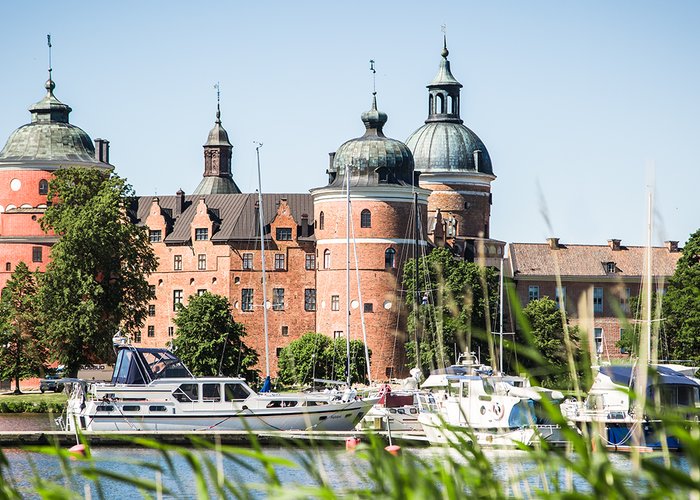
345, 436, 361, 451
385, 444, 401, 456
68, 444, 86, 460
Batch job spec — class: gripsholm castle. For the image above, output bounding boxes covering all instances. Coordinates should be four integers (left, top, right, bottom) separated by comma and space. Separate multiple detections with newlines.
0, 42, 681, 380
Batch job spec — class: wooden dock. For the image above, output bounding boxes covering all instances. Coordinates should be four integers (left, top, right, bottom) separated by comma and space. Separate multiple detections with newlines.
0, 430, 429, 447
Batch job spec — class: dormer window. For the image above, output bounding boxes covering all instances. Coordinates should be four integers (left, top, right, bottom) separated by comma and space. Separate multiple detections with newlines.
276, 228, 292, 241
195, 228, 208, 241
605, 262, 616, 274
149, 230, 162, 243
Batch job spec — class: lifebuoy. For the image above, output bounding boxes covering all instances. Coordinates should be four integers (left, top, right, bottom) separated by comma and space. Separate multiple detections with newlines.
492, 402, 504, 420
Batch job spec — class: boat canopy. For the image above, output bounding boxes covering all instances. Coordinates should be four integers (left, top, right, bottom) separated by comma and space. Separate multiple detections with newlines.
600, 365, 700, 391
112, 346, 193, 384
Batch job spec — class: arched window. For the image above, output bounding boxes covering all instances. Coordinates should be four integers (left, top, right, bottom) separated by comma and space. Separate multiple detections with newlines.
319, 211, 325, 230
360, 209, 371, 228
429, 94, 434, 115
385, 248, 396, 269
446, 95, 453, 114
436, 94, 444, 114
324, 249, 331, 269
39, 179, 49, 195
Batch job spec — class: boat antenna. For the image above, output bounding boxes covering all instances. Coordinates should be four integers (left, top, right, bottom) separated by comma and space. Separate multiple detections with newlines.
255, 142, 271, 391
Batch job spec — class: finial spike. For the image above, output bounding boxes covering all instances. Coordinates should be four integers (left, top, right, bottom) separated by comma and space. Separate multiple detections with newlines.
214, 82, 221, 122
440, 25, 449, 58
47, 34, 53, 83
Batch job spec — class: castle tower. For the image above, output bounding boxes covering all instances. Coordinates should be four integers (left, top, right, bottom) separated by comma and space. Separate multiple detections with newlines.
311, 94, 429, 381
406, 40, 497, 260
0, 75, 111, 287
193, 99, 241, 195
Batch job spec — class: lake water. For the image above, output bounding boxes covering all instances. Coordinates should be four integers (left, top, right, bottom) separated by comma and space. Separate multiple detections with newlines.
0, 414, 692, 498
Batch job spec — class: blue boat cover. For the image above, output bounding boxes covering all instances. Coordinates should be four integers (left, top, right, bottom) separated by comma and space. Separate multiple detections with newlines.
599, 365, 700, 391
260, 375, 272, 393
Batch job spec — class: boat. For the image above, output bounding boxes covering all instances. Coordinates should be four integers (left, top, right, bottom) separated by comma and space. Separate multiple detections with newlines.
416, 353, 567, 447
560, 364, 700, 450
60, 344, 378, 432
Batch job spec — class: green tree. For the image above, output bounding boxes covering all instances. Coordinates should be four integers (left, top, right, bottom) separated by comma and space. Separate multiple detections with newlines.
0, 262, 46, 393
663, 229, 700, 363
277, 332, 370, 387
277, 333, 332, 386
402, 247, 500, 374
39, 167, 158, 376
516, 297, 582, 387
172, 292, 258, 381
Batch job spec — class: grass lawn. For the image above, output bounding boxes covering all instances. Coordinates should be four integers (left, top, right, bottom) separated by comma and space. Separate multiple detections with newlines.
0, 391, 67, 413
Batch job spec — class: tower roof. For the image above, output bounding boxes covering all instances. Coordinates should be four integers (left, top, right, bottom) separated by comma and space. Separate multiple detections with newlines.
194, 102, 240, 195
328, 94, 415, 188
0, 78, 104, 166
406, 42, 493, 177
204, 104, 233, 148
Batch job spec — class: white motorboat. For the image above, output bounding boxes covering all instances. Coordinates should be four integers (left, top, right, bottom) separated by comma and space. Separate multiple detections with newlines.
560, 364, 700, 450
60, 344, 377, 433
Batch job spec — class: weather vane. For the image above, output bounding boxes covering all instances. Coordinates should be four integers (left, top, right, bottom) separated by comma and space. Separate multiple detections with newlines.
369, 59, 376, 94
214, 82, 221, 120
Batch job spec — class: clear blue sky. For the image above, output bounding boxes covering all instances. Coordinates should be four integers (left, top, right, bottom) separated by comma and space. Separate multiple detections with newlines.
1, 1, 697, 246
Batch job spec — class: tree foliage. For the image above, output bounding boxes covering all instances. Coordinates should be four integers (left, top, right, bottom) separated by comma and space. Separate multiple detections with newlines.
402, 247, 500, 374
277, 332, 370, 387
0, 262, 46, 393
172, 292, 258, 381
663, 229, 700, 363
516, 297, 582, 388
39, 167, 158, 375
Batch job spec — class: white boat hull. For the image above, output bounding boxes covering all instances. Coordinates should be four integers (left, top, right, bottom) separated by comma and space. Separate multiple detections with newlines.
418, 412, 536, 447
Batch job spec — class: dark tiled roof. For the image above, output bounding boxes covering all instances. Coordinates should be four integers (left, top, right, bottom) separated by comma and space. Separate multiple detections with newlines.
132, 193, 313, 244
509, 242, 681, 278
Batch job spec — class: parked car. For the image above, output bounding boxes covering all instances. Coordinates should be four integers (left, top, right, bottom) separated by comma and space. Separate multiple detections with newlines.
39, 375, 64, 393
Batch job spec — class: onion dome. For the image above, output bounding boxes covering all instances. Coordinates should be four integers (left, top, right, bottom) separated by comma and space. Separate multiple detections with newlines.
405, 41, 494, 176
0, 78, 101, 165
328, 94, 415, 187
204, 107, 233, 148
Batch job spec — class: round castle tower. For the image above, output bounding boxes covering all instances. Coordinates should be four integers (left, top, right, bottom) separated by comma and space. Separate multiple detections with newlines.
311, 94, 429, 381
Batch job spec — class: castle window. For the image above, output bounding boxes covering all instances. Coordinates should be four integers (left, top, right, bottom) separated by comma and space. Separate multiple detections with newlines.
331, 295, 340, 311
197, 254, 207, 270
38, 179, 49, 195
593, 287, 604, 313
305, 253, 316, 270
364, 303, 373, 313
197, 289, 207, 296
305, 289, 316, 311
147, 326, 155, 338
274, 254, 285, 270
148, 305, 156, 317
555, 286, 566, 310
168, 326, 174, 337
133, 331, 141, 343
32, 246, 43, 263
5, 262, 10, 271
594, 328, 604, 354
360, 209, 371, 228
174, 255, 182, 271
272, 288, 285, 310
436, 93, 444, 114
195, 228, 208, 241
333, 331, 344, 339
429, 94, 433, 115
173, 290, 183, 311
276, 228, 292, 241
149, 230, 162, 243
241, 289, 254, 312
384, 248, 396, 269
605, 262, 617, 274
324, 249, 331, 269
281, 325, 289, 337
319, 211, 325, 230
528, 285, 539, 302
242, 253, 253, 270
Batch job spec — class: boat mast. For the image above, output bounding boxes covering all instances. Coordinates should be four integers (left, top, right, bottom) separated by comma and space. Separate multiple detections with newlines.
413, 191, 421, 369
499, 257, 504, 374
255, 143, 270, 383
345, 164, 352, 387
645, 190, 653, 364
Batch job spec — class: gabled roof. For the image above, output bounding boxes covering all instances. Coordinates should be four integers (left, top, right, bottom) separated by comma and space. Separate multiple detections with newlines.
508, 242, 681, 278
131, 193, 313, 244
